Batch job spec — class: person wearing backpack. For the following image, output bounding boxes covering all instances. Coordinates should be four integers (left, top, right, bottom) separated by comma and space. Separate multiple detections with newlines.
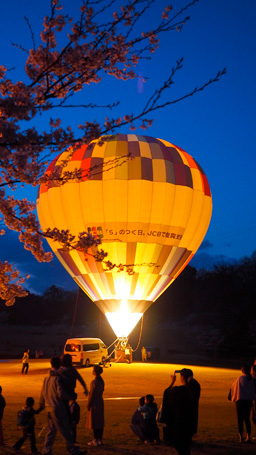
13, 397, 43, 454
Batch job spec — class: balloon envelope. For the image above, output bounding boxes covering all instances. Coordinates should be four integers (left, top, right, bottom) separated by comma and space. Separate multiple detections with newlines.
37, 134, 212, 336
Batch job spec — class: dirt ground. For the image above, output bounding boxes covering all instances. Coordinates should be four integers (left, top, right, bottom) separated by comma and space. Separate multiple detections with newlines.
0, 360, 255, 455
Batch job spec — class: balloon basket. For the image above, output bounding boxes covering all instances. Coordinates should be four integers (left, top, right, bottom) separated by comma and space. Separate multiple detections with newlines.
114, 338, 132, 363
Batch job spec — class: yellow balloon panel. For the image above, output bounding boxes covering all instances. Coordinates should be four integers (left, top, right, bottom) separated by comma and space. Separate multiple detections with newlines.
37, 134, 212, 314
179, 190, 206, 250
61, 183, 84, 235
187, 196, 212, 253
139, 180, 153, 223
127, 180, 142, 221
149, 182, 168, 224
169, 186, 193, 227
48, 188, 68, 231
158, 182, 176, 227
80, 181, 104, 225
114, 180, 128, 223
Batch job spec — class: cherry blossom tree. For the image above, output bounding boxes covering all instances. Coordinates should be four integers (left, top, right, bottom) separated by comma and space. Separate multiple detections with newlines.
0, 0, 226, 305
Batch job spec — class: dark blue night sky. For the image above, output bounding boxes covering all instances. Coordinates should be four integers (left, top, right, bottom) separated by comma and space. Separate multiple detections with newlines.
0, 0, 255, 294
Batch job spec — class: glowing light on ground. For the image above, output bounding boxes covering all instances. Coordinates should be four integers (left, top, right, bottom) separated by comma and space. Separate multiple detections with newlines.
105, 300, 143, 338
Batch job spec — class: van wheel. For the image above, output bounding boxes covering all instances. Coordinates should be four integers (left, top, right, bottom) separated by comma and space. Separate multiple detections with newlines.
85, 359, 90, 368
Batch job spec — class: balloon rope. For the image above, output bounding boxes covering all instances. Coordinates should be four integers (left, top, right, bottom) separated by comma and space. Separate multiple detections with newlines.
132, 314, 143, 353
106, 338, 120, 361
107, 338, 119, 351
111, 353, 124, 363
69, 287, 79, 338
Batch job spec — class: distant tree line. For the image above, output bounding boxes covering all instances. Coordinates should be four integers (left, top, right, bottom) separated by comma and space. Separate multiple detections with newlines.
145, 252, 256, 359
0, 251, 255, 359
0, 285, 97, 327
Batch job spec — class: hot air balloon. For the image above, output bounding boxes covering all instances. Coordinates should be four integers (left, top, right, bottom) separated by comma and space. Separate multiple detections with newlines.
37, 134, 212, 343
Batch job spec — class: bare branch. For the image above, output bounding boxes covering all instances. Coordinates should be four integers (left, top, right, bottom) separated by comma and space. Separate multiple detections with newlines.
24, 16, 36, 51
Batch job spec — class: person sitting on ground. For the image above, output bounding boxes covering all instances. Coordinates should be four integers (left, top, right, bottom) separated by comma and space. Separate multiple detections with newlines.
13, 396, 43, 454
138, 394, 160, 444
130, 397, 147, 442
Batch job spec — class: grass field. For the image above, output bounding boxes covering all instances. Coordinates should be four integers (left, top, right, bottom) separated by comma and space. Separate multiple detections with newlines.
0, 359, 255, 455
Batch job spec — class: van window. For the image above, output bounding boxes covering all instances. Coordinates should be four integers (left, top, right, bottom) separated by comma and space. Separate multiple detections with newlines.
83, 343, 99, 351
65, 343, 81, 352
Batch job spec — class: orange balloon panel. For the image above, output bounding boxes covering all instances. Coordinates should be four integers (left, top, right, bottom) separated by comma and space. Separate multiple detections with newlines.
37, 134, 212, 314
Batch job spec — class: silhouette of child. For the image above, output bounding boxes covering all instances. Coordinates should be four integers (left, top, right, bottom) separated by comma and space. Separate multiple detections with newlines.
138, 394, 160, 444
130, 396, 147, 442
70, 398, 80, 443
13, 397, 43, 454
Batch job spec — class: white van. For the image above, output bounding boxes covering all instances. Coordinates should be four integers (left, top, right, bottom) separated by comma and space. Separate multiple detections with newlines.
64, 338, 108, 367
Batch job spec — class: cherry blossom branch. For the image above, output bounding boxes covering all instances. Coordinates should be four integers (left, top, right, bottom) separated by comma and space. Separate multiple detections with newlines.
0, 0, 227, 305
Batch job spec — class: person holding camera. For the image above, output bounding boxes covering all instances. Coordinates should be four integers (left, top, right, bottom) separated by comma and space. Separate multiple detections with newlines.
161, 369, 194, 455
